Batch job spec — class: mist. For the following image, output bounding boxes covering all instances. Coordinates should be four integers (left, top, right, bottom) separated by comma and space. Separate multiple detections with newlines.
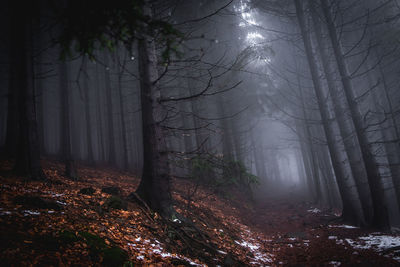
1, 0, 400, 265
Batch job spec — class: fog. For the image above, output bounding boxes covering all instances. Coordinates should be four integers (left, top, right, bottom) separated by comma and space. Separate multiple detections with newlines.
1, 0, 400, 235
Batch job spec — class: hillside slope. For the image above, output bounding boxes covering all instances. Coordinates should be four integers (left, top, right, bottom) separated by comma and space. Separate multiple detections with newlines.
1, 160, 399, 266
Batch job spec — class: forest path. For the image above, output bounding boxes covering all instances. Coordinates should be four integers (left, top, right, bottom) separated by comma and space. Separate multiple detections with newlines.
238, 194, 400, 266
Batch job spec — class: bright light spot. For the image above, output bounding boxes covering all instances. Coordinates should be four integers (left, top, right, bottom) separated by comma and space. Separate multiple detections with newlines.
246, 32, 265, 45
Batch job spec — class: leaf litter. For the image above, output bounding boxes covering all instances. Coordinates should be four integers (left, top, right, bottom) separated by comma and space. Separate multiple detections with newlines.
1, 160, 400, 266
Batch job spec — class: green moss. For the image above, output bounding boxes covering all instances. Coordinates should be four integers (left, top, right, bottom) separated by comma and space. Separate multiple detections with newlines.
79, 187, 96, 195
79, 231, 107, 250
102, 247, 128, 266
105, 196, 127, 210
58, 230, 79, 244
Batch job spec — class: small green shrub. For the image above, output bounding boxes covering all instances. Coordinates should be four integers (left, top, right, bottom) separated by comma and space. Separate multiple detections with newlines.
102, 247, 128, 266
105, 196, 127, 210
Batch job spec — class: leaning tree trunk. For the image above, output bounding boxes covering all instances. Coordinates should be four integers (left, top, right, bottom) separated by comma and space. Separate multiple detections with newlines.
11, 1, 45, 180
297, 73, 322, 203
309, 0, 372, 223
320, 0, 390, 230
59, 62, 78, 180
133, 1, 173, 217
295, 0, 364, 225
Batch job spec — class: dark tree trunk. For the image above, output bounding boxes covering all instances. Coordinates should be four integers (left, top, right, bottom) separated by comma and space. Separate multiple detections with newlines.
5, 55, 18, 158
320, 0, 390, 230
295, 0, 364, 225
103, 52, 116, 165
310, 0, 373, 223
82, 58, 94, 165
298, 75, 322, 203
117, 56, 128, 171
133, 1, 173, 217
59, 62, 78, 180
11, 2, 45, 180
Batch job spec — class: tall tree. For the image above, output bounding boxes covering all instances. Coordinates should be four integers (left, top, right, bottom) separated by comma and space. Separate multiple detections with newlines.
133, 1, 173, 216
59, 62, 78, 179
295, 0, 364, 225
309, 0, 372, 223
103, 52, 116, 165
320, 0, 390, 230
10, 1, 45, 180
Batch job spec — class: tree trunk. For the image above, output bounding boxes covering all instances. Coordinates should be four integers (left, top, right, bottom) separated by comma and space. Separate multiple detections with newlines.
320, 0, 390, 230
295, 0, 364, 225
117, 55, 128, 171
103, 52, 116, 165
82, 58, 94, 165
298, 75, 322, 203
12, 2, 45, 180
133, 0, 173, 217
310, 0, 372, 223
59, 62, 78, 180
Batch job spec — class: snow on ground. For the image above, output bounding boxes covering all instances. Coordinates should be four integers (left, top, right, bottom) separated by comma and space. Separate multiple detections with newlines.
235, 227, 274, 265
127, 237, 206, 266
307, 208, 321, 213
328, 224, 358, 229
331, 233, 400, 262
345, 234, 400, 252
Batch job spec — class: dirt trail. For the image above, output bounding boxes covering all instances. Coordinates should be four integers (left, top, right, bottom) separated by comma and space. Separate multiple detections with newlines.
239, 194, 400, 266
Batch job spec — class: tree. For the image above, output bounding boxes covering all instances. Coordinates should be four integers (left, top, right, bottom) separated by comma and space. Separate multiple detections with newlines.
9, 1, 46, 180
59, 61, 78, 179
309, 0, 372, 223
294, 0, 364, 225
320, 0, 390, 230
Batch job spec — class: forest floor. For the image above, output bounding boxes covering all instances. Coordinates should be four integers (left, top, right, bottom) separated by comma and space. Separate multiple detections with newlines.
1, 160, 400, 266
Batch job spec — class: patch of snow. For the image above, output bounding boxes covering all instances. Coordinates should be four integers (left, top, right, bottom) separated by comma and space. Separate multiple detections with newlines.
23, 210, 40, 216
217, 250, 227, 255
173, 218, 182, 223
336, 239, 344, 245
307, 208, 321, 213
288, 237, 297, 241
329, 261, 341, 266
47, 210, 55, 214
137, 255, 144, 260
345, 234, 400, 252
56, 201, 67, 205
127, 243, 136, 247
328, 236, 337, 240
235, 240, 259, 251
0, 211, 12, 216
135, 237, 141, 242
47, 191, 64, 197
160, 252, 172, 258
328, 224, 358, 229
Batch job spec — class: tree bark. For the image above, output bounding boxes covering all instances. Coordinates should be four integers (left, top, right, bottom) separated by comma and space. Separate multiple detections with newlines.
117, 54, 128, 171
11, 1, 45, 180
309, 0, 373, 223
103, 52, 116, 165
133, 0, 173, 217
320, 0, 390, 230
82, 58, 94, 165
295, 0, 364, 225
59, 62, 78, 180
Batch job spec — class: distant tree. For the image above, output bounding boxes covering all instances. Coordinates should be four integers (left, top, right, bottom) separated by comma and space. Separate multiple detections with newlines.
59, 62, 78, 180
